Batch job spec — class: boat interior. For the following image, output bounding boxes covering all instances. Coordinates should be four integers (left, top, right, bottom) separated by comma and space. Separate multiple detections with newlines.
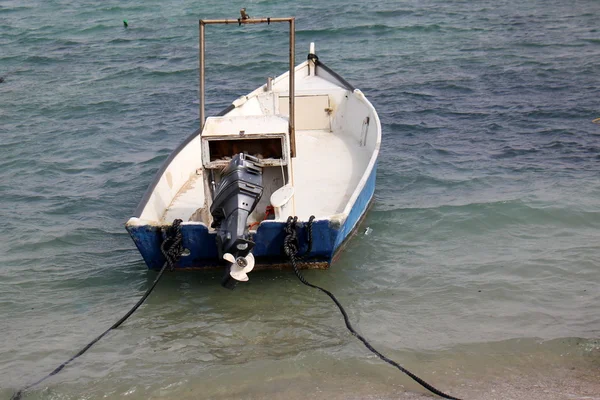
130, 56, 380, 231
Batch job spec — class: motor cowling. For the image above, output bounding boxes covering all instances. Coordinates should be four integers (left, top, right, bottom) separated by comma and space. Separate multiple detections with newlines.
210, 153, 263, 289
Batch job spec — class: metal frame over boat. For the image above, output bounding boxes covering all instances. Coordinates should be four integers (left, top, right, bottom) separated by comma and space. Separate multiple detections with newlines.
126, 14, 381, 284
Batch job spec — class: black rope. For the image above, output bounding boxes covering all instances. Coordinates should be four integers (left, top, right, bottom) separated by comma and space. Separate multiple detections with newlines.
11, 219, 184, 400
283, 216, 462, 400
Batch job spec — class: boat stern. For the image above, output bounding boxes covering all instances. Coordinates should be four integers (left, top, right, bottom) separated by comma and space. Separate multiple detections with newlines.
125, 215, 346, 272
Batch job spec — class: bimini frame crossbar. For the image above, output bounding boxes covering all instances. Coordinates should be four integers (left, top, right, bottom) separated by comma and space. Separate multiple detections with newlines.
199, 16, 297, 157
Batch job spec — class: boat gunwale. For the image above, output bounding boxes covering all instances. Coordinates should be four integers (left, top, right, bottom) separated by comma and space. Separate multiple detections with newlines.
341, 89, 382, 218
315, 60, 356, 92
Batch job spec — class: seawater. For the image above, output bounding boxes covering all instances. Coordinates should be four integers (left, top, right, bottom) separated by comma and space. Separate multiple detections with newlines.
1, 0, 599, 399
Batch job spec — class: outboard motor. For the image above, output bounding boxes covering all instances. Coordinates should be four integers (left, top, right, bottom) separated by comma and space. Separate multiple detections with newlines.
210, 153, 263, 289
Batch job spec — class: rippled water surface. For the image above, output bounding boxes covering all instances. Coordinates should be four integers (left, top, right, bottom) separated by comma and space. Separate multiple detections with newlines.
1, 0, 599, 399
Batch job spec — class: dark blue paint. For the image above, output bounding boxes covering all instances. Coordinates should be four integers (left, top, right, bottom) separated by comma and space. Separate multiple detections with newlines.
334, 162, 377, 250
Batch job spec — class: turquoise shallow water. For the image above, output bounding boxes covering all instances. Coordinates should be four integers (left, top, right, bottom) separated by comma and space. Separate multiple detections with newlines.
1, 0, 599, 399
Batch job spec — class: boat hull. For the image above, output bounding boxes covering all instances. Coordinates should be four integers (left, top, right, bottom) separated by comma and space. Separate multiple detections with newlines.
126, 162, 376, 270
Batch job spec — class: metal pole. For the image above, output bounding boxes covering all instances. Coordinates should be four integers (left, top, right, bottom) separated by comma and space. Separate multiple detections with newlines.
199, 21, 205, 131
198, 16, 296, 155
202, 17, 293, 25
289, 18, 296, 157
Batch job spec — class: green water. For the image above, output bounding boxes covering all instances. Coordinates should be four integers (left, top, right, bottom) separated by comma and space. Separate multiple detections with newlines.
1, 0, 599, 398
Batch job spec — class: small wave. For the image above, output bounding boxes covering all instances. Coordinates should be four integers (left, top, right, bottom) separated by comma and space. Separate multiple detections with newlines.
419, 142, 462, 156
523, 109, 585, 120
77, 24, 114, 34
485, 122, 503, 132
444, 84, 477, 93
491, 146, 539, 159
97, 5, 150, 13
136, 153, 170, 167
97, 159, 136, 173
406, 174, 494, 189
107, 36, 182, 44
373, 9, 415, 17
399, 24, 443, 33
0, 5, 33, 13
23, 55, 62, 64
145, 68, 196, 77
376, 198, 600, 228
459, 46, 508, 53
542, 140, 579, 150
297, 24, 394, 37
9, 225, 119, 253
516, 41, 586, 48
537, 128, 577, 137
401, 91, 436, 99
387, 122, 441, 134
86, 66, 183, 82
585, 146, 600, 154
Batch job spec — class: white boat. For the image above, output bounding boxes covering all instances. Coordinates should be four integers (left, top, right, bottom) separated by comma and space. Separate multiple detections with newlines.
126, 16, 381, 288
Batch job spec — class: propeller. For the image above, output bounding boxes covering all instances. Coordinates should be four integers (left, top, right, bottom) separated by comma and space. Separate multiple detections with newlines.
223, 252, 255, 282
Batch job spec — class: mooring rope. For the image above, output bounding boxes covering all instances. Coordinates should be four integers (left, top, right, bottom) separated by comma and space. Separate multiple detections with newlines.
11, 219, 184, 400
283, 216, 462, 400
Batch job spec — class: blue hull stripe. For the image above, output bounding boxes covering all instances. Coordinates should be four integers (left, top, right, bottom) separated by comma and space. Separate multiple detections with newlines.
127, 164, 377, 270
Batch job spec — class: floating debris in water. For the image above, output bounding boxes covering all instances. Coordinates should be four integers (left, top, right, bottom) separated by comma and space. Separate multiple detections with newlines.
364, 227, 373, 235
